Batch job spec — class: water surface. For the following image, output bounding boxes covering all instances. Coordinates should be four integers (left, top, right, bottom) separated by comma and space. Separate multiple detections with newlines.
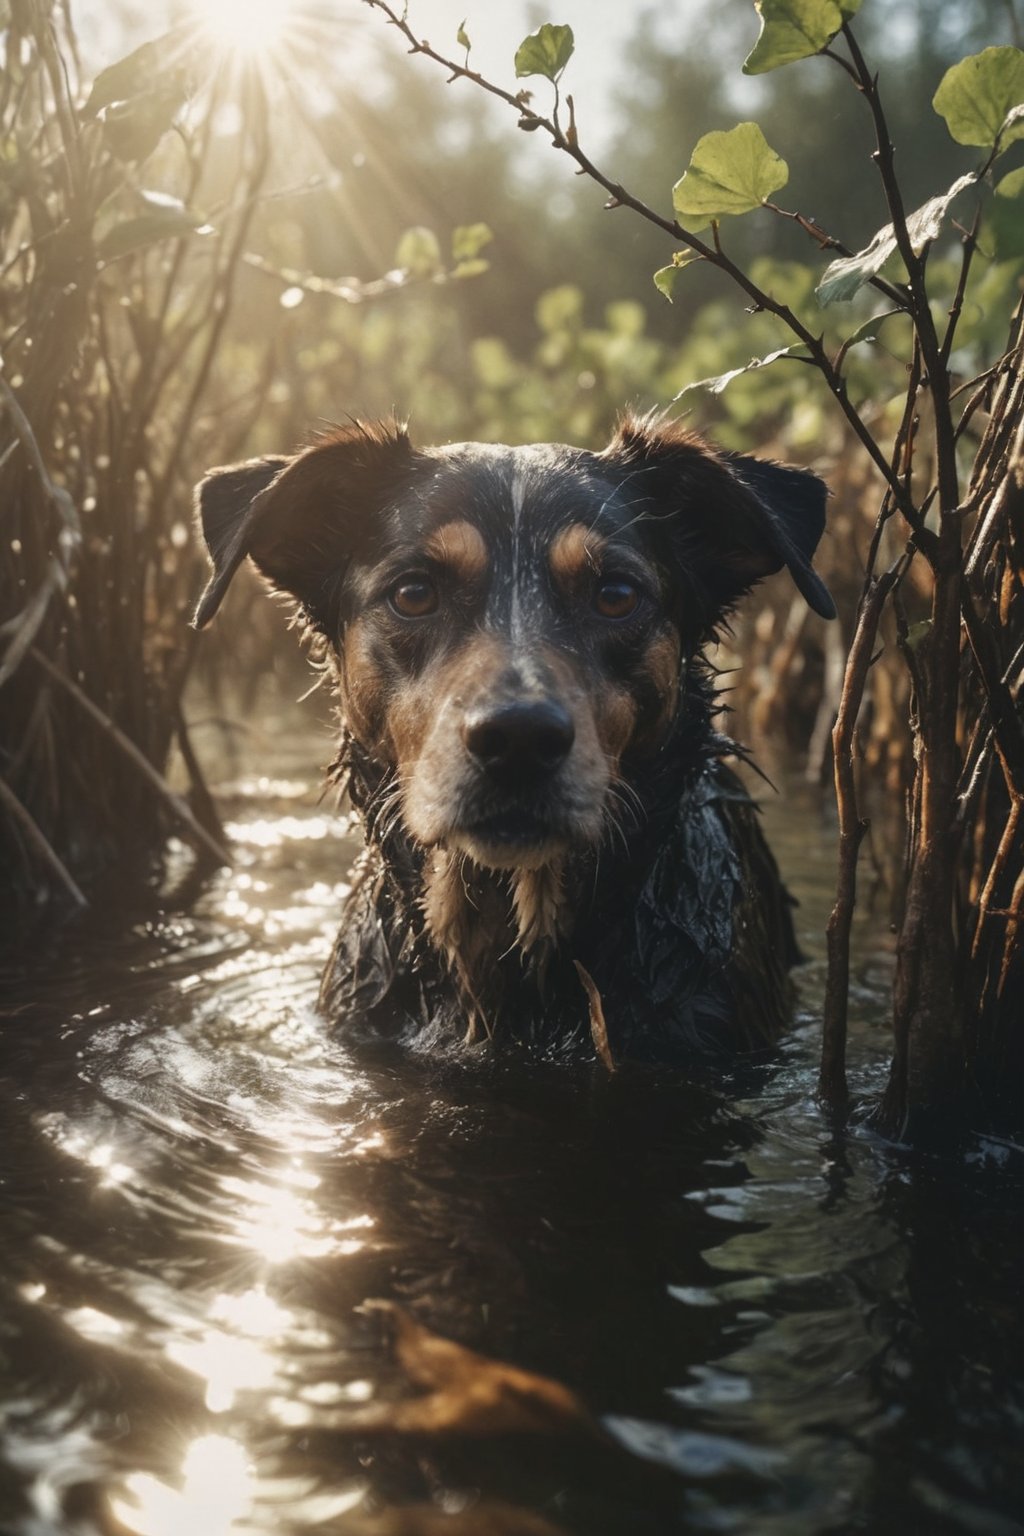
1, 708, 1022, 1536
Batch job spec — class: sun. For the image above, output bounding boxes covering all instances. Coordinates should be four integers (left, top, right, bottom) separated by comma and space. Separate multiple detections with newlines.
190, 0, 294, 56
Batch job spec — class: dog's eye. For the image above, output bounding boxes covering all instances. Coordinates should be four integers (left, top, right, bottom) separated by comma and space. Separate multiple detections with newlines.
593, 578, 640, 620
389, 576, 439, 618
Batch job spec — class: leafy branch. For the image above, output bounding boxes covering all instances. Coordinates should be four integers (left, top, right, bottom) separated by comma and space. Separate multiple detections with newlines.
361, 0, 922, 519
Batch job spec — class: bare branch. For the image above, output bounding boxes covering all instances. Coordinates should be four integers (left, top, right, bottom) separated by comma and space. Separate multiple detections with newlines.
0, 774, 88, 908
30, 649, 232, 868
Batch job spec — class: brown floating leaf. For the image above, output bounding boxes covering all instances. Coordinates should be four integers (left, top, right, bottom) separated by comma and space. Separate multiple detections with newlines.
358, 1301, 604, 1441
344, 1501, 569, 1535
573, 961, 617, 1073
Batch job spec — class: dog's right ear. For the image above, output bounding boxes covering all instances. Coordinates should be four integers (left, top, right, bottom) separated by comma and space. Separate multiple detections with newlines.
192, 419, 417, 633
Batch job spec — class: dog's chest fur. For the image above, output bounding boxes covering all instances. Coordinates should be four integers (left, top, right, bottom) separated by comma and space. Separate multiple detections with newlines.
320, 685, 797, 1060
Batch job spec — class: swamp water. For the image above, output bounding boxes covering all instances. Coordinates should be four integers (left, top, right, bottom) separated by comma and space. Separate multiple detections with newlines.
1, 703, 1022, 1536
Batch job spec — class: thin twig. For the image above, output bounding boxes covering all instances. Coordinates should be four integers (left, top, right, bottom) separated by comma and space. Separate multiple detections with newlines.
29, 648, 231, 868
821, 558, 904, 1111
0, 373, 81, 541
0, 775, 88, 908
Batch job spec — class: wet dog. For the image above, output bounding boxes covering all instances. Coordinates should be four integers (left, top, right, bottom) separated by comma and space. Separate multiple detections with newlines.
194, 415, 832, 1059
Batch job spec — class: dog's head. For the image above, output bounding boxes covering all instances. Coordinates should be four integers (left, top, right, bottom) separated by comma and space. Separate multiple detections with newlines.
194, 416, 831, 874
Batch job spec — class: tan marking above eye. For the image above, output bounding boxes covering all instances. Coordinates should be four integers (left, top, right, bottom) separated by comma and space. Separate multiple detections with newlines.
548, 523, 606, 589
423, 520, 489, 582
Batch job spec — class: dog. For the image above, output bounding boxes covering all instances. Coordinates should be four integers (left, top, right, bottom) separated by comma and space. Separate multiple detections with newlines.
193, 414, 833, 1061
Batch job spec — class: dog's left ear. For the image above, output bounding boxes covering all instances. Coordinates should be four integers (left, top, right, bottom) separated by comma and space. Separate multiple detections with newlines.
192, 419, 418, 633
603, 417, 836, 621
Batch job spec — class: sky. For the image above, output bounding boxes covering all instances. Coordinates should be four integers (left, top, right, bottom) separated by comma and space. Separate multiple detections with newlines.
73, 0, 725, 154
352, 1, 746, 140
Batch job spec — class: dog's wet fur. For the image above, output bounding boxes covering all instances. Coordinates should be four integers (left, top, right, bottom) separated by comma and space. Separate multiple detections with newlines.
195, 415, 832, 1060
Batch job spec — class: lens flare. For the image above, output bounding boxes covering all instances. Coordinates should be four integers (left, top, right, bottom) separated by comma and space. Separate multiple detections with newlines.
191, 0, 293, 56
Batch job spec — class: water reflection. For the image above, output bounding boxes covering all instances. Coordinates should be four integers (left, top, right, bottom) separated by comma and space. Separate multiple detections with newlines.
0, 736, 1020, 1536
166, 1286, 295, 1412
113, 1435, 255, 1536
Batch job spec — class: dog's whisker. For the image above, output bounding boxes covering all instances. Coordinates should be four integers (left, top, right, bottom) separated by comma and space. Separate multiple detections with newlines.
600, 799, 631, 859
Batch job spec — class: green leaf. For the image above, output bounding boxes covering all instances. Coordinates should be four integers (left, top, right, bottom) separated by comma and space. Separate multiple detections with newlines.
84, 28, 192, 161
816, 172, 977, 304
672, 123, 788, 226
535, 283, 583, 333
743, 0, 845, 76
456, 18, 471, 54
904, 173, 978, 247
933, 46, 1024, 148
97, 192, 209, 261
452, 258, 490, 279
653, 266, 682, 301
989, 166, 1024, 259
671, 344, 811, 400
838, 307, 904, 352
452, 223, 493, 262
653, 251, 702, 302
82, 28, 187, 115
514, 24, 574, 82
98, 82, 189, 162
395, 225, 443, 277
605, 300, 646, 337
816, 229, 895, 305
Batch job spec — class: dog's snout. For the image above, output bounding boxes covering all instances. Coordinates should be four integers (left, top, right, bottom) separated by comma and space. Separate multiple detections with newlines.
462, 699, 575, 779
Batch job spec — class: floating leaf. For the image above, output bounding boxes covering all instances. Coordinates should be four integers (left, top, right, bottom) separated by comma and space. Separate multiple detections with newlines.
456, 18, 471, 55
395, 225, 443, 277
742, 0, 849, 76
933, 46, 1024, 148
97, 191, 209, 261
653, 251, 702, 301
988, 166, 1024, 259
672, 123, 787, 227
452, 222, 493, 262
514, 23, 574, 83
672, 345, 811, 400
352, 1301, 605, 1441
816, 172, 977, 304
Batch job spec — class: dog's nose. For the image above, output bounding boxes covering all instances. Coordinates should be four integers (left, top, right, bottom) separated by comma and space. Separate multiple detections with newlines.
462, 699, 575, 779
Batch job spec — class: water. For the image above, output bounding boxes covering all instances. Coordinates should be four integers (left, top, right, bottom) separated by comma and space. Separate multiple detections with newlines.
1, 706, 1022, 1536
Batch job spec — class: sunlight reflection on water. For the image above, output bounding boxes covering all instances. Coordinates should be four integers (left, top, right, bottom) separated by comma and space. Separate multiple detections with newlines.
2, 736, 1022, 1536
225, 815, 350, 847
111, 1431, 366, 1536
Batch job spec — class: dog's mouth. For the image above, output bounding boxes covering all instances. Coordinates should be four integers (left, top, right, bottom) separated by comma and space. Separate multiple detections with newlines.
451, 805, 568, 869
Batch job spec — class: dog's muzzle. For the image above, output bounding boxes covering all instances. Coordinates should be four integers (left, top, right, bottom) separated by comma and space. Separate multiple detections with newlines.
451, 696, 577, 866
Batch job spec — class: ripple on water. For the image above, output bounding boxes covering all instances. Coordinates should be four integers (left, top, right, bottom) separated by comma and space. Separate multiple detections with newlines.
0, 753, 1022, 1536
